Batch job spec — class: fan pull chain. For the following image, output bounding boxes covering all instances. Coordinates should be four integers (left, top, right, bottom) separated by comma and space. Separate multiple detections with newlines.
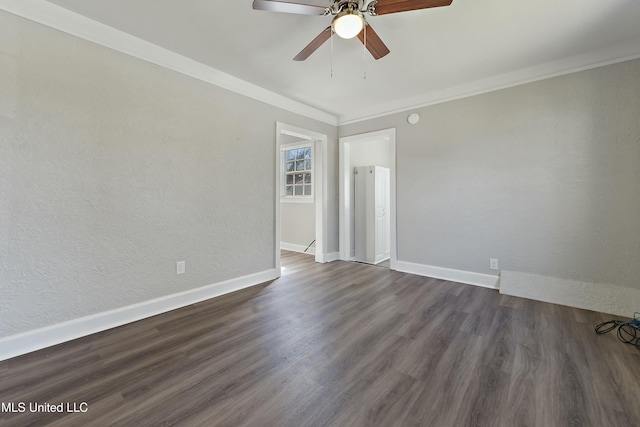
363, 24, 367, 80
330, 28, 334, 78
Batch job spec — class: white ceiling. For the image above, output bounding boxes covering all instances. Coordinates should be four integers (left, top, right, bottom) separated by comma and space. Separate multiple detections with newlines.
35, 0, 640, 123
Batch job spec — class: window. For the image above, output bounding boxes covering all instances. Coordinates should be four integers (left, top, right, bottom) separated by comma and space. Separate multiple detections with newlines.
282, 143, 312, 201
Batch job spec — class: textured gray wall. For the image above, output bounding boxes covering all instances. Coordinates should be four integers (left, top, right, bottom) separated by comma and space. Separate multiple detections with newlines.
0, 11, 337, 337
280, 203, 315, 249
341, 59, 640, 291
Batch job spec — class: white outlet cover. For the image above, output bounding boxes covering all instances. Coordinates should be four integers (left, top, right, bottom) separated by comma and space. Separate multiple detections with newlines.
176, 261, 186, 275
489, 258, 499, 270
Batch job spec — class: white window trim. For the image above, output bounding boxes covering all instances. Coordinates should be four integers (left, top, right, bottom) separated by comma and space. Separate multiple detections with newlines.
281, 141, 313, 204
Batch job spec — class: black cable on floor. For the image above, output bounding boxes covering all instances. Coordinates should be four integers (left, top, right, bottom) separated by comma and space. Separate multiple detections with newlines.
304, 239, 316, 253
595, 312, 640, 350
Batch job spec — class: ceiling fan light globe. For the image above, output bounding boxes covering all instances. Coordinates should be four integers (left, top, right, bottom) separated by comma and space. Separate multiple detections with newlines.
332, 13, 364, 39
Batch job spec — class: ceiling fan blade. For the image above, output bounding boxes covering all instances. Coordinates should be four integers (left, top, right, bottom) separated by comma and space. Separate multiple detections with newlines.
371, 0, 453, 15
293, 26, 332, 61
252, 0, 329, 15
357, 23, 390, 60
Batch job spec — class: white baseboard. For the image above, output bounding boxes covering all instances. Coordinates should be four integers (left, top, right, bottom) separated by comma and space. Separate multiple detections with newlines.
280, 244, 338, 263
0, 269, 278, 362
325, 252, 340, 262
500, 270, 640, 317
280, 242, 315, 255
394, 260, 500, 289
314, 252, 339, 263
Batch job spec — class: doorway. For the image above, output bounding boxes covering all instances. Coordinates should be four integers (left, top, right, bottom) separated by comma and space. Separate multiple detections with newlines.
339, 128, 396, 269
275, 122, 328, 275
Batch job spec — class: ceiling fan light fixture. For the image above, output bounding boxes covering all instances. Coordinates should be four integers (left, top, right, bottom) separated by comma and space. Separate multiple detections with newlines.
332, 9, 364, 39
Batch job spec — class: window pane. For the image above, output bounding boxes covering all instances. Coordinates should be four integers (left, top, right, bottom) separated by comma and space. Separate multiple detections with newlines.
283, 145, 313, 198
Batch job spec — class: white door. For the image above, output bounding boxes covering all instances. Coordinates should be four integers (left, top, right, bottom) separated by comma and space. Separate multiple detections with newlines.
374, 166, 386, 263
374, 166, 391, 263
355, 165, 390, 265
354, 166, 370, 263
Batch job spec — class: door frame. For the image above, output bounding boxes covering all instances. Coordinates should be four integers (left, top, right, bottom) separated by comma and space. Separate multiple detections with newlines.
275, 122, 328, 274
339, 128, 397, 269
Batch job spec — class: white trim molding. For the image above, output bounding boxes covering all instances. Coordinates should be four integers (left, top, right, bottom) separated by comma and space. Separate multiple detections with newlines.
4, 1, 639, 128
280, 242, 316, 255
325, 252, 340, 263
500, 271, 640, 318
395, 260, 500, 290
338, 38, 640, 125
0, 0, 338, 126
276, 123, 329, 267
0, 269, 278, 362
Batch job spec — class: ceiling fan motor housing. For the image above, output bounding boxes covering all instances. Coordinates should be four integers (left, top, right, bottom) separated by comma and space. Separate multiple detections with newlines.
330, 0, 373, 15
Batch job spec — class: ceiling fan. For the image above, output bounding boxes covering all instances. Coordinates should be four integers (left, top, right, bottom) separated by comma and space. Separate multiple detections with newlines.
252, 0, 453, 61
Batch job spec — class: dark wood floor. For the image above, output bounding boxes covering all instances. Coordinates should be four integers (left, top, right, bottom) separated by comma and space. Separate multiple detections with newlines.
1, 251, 639, 426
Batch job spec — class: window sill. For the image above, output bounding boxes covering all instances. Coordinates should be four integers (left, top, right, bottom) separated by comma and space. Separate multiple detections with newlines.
281, 197, 314, 204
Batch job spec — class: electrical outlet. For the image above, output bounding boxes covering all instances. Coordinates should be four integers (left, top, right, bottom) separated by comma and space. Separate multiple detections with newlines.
490, 258, 499, 271
176, 261, 185, 275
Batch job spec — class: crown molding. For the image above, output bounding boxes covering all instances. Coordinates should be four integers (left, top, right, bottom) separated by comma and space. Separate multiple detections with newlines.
338, 38, 640, 125
0, 0, 338, 126
3, 1, 639, 129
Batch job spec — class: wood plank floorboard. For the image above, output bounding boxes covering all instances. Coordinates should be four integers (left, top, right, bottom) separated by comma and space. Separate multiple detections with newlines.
1, 250, 639, 426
